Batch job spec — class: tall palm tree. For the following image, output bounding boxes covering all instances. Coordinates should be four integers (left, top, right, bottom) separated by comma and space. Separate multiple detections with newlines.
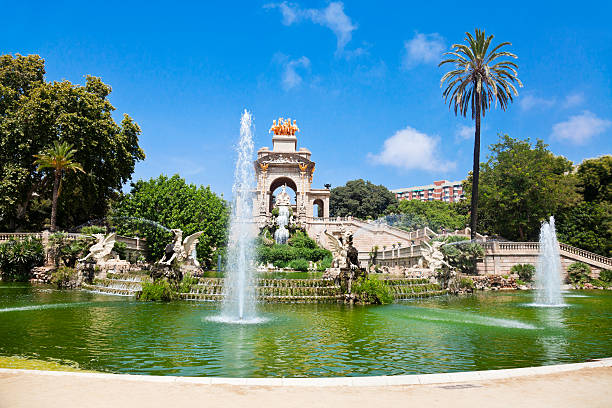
439, 29, 522, 239
34, 141, 84, 231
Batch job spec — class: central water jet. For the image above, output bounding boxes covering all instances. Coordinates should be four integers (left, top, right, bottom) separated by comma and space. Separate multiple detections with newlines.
218, 110, 259, 322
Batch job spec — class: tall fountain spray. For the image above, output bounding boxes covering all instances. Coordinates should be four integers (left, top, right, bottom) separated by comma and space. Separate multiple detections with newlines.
220, 110, 258, 322
534, 216, 564, 306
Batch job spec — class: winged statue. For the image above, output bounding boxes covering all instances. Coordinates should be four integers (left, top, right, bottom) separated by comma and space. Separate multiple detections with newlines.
79, 233, 116, 264
420, 240, 451, 271
181, 231, 204, 267
323, 229, 346, 268
158, 229, 204, 267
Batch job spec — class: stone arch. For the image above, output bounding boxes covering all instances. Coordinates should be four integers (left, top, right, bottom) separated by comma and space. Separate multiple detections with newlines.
313, 198, 324, 218
269, 176, 298, 212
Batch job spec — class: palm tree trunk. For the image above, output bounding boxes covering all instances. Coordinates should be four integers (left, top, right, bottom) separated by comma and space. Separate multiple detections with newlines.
50, 171, 60, 232
470, 92, 481, 240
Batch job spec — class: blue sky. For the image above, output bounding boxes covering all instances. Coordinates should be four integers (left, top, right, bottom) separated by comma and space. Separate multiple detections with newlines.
4, 1, 612, 197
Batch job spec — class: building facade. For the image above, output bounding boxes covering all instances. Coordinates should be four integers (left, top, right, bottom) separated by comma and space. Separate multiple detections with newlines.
391, 180, 464, 203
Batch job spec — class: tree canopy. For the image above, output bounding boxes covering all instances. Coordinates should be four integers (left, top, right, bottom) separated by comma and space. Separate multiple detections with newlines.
0, 53, 144, 231
556, 155, 612, 256
113, 175, 229, 269
576, 155, 611, 203
464, 134, 580, 241
391, 200, 467, 232
330, 179, 397, 219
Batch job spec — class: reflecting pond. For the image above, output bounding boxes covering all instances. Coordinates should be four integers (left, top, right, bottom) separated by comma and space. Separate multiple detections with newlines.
1, 283, 610, 377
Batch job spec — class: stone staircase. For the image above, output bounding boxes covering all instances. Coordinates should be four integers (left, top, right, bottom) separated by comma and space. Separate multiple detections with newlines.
383, 278, 447, 300
82, 273, 150, 296
80, 273, 446, 302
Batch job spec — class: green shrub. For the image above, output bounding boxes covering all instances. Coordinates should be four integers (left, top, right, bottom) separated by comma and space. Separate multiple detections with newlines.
590, 278, 610, 289
49, 233, 92, 267
288, 258, 309, 271
50, 267, 77, 289
113, 241, 127, 260
352, 275, 394, 305
599, 269, 612, 283
317, 254, 333, 271
459, 277, 474, 290
178, 273, 198, 293
139, 279, 177, 301
436, 236, 484, 275
80, 226, 106, 235
567, 262, 591, 284
511, 264, 535, 282
0, 238, 44, 282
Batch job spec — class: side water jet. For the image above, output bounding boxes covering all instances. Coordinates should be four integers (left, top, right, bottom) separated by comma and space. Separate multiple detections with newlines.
216, 110, 260, 323
274, 206, 290, 244
534, 216, 564, 306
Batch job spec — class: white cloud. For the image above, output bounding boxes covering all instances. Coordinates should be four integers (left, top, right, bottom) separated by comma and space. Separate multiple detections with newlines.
368, 126, 455, 171
519, 94, 556, 111
551, 111, 611, 144
456, 124, 474, 140
403, 33, 445, 68
265, 2, 357, 54
275, 55, 310, 90
563, 92, 585, 109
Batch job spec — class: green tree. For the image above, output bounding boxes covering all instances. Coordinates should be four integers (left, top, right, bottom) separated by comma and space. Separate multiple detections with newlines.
465, 135, 580, 241
330, 179, 397, 219
0, 53, 145, 231
556, 202, 611, 257
33, 141, 84, 231
113, 175, 229, 269
393, 200, 467, 232
576, 155, 611, 203
439, 29, 522, 239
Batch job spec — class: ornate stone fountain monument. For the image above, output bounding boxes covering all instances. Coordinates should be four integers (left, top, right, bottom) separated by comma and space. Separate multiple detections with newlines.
253, 118, 330, 227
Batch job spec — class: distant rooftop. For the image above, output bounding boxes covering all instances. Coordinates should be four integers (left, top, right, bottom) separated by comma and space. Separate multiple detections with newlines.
391, 180, 463, 193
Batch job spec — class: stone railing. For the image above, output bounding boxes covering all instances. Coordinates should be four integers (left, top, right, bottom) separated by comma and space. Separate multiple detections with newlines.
558, 243, 611, 266
483, 241, 611, 268
0, 232, 82, 242
0, 231, 147, 252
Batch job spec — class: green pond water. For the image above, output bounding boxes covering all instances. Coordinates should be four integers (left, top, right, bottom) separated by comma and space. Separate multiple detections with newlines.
1, 283, 610, 377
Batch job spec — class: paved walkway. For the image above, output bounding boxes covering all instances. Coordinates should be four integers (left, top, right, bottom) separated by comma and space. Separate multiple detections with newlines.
1, 364, 611, 408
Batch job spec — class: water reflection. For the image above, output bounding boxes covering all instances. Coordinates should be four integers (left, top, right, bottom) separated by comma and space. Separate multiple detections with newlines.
0, 285, 610, 377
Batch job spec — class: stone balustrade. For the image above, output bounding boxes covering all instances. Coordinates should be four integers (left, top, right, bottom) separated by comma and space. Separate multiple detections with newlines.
0, 231, 147, 252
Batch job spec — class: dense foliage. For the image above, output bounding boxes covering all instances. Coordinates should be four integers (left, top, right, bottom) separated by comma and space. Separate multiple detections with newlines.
0, 238, 44, 281
139, 279, 178, 301
49, 233, 92, 268
435, 235, 484, 275
352, 275, 394, 304
510, 264, 535, 282
555, 202, 611, 257
567, 262, 591, 285
556, 156, 611, 256
330, 179, 397, 219
113, 175, 229, 268
0, 54, 145, 231
50, 267, 77, 289
464, 135, 580, 241
256, 230, 332, 270
389, 200, 467, 232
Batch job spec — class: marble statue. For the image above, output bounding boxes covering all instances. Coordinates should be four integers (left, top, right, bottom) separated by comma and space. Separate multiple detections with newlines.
420, 240, 451, 271
158, 229, 205, 267
79, 233, 116, 264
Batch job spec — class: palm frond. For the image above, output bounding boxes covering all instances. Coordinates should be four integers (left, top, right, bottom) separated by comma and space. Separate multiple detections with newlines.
439, 28, 522, 118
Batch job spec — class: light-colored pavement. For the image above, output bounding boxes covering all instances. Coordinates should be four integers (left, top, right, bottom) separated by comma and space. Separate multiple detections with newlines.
1, 363, 611, 408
